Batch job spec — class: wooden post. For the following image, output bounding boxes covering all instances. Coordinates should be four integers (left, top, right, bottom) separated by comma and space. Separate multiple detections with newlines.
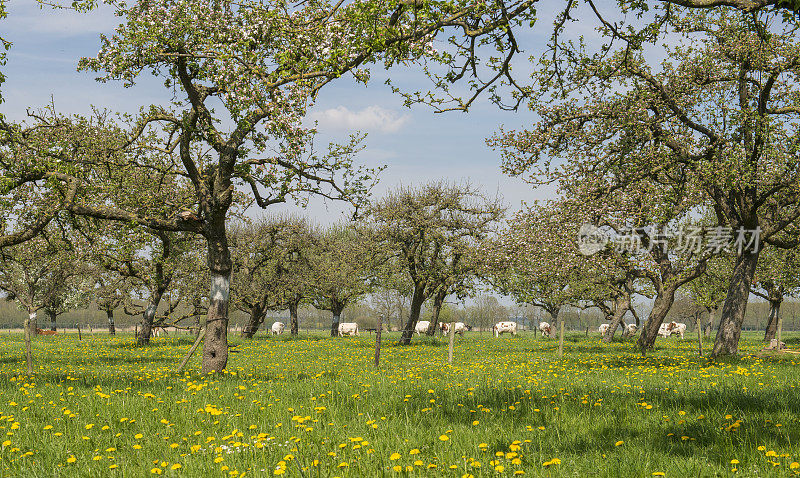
696, 313, 702, 356
558, 320, 565, 359
77, 324, 82, 341
24, 314, 33, 374
374, 316, 382, 368
177, 328, 206, 373
447, 321, 456, 364
585, 326, 589, 337
777, 311, 783, 349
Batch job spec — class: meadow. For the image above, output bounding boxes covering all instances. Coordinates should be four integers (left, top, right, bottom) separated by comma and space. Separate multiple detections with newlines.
0, 331, 799, 477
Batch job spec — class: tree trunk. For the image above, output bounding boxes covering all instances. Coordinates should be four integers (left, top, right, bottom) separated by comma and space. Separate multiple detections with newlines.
400, 285, 426, 345
330, 303, 345, 337
289, 301, 299, 336
203, 272, 230, 373
106, 309, 116, 336
24, 312, 34, 374
705, 308, 716, 337
764, 299, 782, 342
47, 310, 57, 331
193, 304, 202, 337
545, 309, 559, 339
241, 303, 264, 338
427, 289, 446, 336
602, 292, 630, 343
637, 287, 677, 354
712, 249, 760, 358
200, 213, 234, 373
138, 303, 157, 345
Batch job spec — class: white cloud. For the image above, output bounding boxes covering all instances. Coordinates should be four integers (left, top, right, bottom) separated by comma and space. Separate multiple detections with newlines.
309, 105, 410, 134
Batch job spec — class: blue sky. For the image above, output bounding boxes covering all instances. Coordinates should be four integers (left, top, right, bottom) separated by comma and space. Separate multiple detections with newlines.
0, 0, 596, 224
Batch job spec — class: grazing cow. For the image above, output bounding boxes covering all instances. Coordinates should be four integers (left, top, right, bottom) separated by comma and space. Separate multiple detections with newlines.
598, 323, 610, 336
415, 321, 432, 335
658, 321, 686, 339
452, 322, 469, 336
34, 328, 57, 336
440, 322, 469, 336
271, 322, 285, 335
538, 321, 553, 338
623, 323, 638, 336
337, 322, 359, 336
493, 321, 518, 337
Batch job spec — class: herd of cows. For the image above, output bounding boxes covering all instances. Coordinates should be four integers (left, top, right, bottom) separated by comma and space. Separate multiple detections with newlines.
265, 319, 689, 338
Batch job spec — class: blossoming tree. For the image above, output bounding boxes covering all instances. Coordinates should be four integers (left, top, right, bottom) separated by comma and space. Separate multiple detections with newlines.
492, 7, 800, 356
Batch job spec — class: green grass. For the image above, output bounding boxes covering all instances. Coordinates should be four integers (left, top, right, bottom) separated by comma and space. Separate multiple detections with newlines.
0, 331, 799, 477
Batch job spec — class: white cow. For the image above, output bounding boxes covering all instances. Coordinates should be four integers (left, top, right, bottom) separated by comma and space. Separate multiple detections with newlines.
623, 323, 638, 336
538, 321, 553, 338
415, 321, 432, 335
493, 321, 518, 337
658, 321, 686, 338
599, 323, 611, 336
337, 322, 359, 336
441, 322, 469, 336
452, 322, 469, 336
271, 322, 285, 335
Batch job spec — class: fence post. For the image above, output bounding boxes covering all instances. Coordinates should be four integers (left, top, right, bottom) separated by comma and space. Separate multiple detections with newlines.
374, 316, 382, 368
447, 321, 456, 364
696, 313, 702, 356
558, 321, 565, 358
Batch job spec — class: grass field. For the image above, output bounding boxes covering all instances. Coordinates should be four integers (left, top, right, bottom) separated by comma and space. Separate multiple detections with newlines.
1, 331, 799, 477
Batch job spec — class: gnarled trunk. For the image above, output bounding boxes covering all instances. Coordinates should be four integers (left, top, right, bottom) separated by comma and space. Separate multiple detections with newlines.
705, 308, 716, 337
764, 298, 782, 342
329, 301, 345, 337
289, 301, 299, 335
193, 304, 202, 337
201, 218, 233, 373
138, 302, 158, 345
241, 302, 264, 338
106, 309, 116, 335
400, 285, 425, 345
546, 308, 559, 339
427, 289, 447, 336
712, 249, 760, 358
637, 287, 678, 354
602, 292, 630, 343
203, 272, 230, 373
47, 310, 57, 331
